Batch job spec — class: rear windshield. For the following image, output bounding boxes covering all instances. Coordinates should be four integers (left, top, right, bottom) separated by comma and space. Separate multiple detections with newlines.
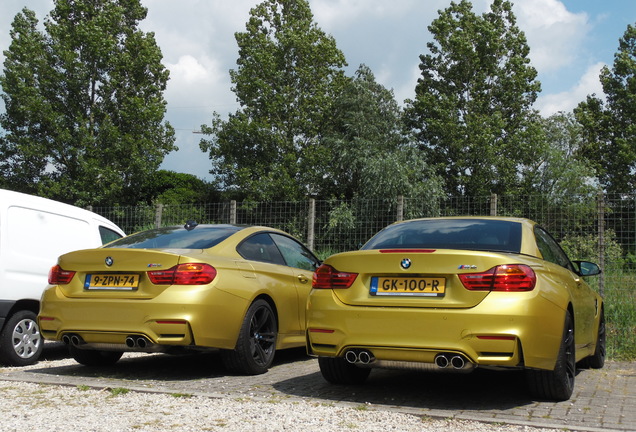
362, 219, 522, 253
105, 225, 244, 249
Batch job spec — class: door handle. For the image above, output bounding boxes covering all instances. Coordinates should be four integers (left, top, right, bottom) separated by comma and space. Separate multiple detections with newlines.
297, 275, 309, 284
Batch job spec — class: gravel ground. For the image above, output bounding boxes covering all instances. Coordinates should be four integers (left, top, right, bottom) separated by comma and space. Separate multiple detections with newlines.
0, 380, 562, 432
0, 350, 567, 432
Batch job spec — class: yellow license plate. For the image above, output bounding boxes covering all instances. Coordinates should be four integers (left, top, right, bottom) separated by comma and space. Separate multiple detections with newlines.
85, 274, 139, 290
370, 276, 445, 297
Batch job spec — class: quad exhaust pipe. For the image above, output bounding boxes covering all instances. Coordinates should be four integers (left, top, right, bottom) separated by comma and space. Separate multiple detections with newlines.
63, 333, 153, 349
342, 350, 473, 372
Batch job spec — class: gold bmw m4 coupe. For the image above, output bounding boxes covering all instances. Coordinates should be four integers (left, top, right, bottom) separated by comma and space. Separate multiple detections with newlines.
306, 217, 605, 401
39, 223, 320, 375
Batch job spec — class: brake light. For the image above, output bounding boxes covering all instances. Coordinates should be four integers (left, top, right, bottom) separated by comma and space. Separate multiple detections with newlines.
148, 263, 217, 285
312, 264, 358, 289
459, 265, 536, 291
48, 265, 76, 285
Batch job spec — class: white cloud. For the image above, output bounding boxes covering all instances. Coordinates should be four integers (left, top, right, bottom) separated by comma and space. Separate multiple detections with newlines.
535, 62, 605, 116
312, 0, 419, 27
512, 0, 590, 72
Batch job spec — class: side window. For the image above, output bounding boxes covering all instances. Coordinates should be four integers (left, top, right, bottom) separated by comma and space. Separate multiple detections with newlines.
99, 226, 123, 245
237, 233, 285, 266
271, 233, 320, 271
534, 227, 573, 271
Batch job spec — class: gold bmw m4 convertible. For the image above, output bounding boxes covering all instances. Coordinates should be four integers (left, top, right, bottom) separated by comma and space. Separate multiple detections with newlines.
39, 223, 320, 375
306, 217, 605, 401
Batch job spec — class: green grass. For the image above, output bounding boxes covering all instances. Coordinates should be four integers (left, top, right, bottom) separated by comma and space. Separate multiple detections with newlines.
602, 268, 636, 360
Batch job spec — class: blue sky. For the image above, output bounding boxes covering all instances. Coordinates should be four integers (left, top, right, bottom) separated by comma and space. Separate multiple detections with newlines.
1, 0, 634, 180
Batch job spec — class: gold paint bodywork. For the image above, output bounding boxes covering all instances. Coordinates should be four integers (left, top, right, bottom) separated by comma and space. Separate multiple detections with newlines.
39, 226, 315, 352
306, 217, 604, 371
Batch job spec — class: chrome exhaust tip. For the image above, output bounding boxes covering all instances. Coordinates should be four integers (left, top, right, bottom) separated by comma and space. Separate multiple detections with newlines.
345, 350, 358, 364
125, 336, 136, 348
136, 337, 148, 348
70, 334, 84, 346
451, 355, 466, 369
358, 350, 374, 365
434, 354, 450, 368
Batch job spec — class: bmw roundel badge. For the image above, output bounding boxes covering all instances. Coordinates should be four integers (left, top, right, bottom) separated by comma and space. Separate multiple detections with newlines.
105, 256, 114, 267
400, 258, 411, 269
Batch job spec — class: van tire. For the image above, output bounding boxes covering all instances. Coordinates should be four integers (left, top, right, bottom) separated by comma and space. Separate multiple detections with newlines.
0, 310, 44, 366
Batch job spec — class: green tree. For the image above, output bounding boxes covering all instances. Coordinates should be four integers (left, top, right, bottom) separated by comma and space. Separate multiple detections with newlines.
199, 0, 346, 201
0, 1, 175, 206
520, 112, 598, 198
320, 65, 441, 200
139, 170, 220, 205
404, 0, 541, 197
575, 24, 636, 194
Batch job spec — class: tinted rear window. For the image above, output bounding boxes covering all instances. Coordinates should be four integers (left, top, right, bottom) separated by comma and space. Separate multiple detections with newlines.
105, 225, 244, 249
362, 219, 522, 253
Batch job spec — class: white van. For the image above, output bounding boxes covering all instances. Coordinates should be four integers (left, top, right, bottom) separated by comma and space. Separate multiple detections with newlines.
0, 188, 125, 366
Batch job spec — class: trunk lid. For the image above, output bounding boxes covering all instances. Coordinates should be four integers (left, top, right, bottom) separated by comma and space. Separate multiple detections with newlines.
56, 248, 193, 299
324, 249, 536, 308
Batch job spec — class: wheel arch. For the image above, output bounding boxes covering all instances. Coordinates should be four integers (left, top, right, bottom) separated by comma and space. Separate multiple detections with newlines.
253, 293, 279, 326
1, 299, 40, 331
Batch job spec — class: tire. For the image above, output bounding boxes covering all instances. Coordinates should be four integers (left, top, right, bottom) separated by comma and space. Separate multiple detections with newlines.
526, 311, 576, 401
580, 309, 606, 369
221, 299, 277, 375
0, 310, 44, 366
69, 345, 123, 366
318, 356, 371, 385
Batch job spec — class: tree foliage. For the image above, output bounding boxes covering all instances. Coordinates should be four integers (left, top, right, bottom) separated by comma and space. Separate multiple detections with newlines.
404, 0, 541, 197
138, 170, 220, 205
200, 0, 347, 201
520, 112, 598, 199
0, 0, 175, 206
575, 24, 636, 194
320, 65, 442, 200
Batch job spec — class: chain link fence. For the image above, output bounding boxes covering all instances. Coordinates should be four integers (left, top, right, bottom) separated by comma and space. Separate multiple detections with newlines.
91, 193, 635, 359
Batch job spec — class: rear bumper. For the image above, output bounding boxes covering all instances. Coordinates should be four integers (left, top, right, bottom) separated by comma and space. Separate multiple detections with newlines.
38, 284, 249, 350
306, 290, 566, 371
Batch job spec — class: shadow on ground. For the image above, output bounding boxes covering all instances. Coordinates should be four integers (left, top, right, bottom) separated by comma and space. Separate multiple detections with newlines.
32, 343, 537, 412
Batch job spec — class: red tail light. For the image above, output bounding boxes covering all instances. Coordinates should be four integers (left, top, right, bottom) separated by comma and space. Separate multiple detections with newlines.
312, 264, 358, 289
48, 265, 76, 285
459, 265, 536, 292
148, 263, 217, 285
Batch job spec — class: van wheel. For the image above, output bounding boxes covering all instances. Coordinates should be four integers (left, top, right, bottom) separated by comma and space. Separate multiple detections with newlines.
69, 345, 123, 366
221, 299, 277, 375
0, 310, 44, 366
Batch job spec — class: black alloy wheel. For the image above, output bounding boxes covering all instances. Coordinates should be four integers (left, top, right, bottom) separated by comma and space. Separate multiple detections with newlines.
221, 299, 277, 375
526, 310, 576, 401
580, 308, 606, 369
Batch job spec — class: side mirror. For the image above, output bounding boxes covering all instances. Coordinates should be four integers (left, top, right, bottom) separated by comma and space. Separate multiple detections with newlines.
573, 260, 601, 277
